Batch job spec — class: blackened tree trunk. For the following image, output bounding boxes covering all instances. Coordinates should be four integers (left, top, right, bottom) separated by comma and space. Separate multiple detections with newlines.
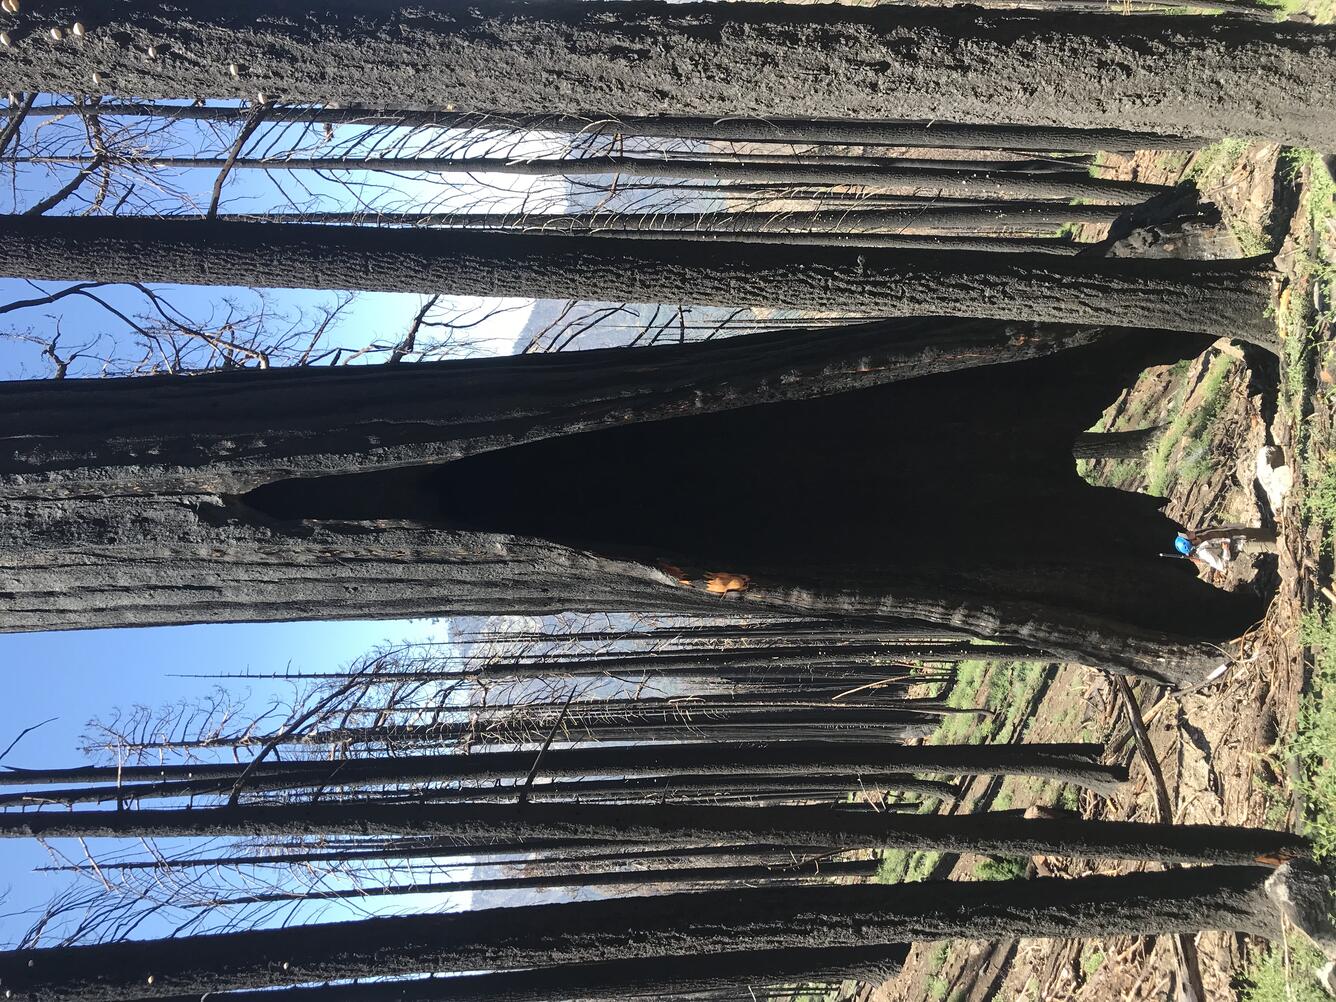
13, 154, 1166, 204
0, 314, 1103, 498
221, 204, 1129, 234
0, 865, 1308, 1002
188, 858, 882, 909
1074, 426, 1166, 460
42, 842, 825, 876
48, 946, 911, 1002
262, 644, 1045, 681
10, 103, 1202, 152
0, 741, 1127, 801
2, 3, 1334, 145
0, 325, 1262, 684
0, 216, 1278, 344
0, 800, 1306, 866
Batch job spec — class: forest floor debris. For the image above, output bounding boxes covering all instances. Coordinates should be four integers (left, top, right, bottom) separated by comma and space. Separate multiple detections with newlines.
861, 137, 1336, 1002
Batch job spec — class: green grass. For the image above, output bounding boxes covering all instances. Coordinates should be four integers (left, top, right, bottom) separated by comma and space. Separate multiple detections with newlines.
1146, 353, 1235, 496
906, 850, 943, 882
1262, 0, 1335, 24
1288, 609, 1336, 859
1283, 148, 1336, 239
1305, 454, 1336, 548
927, 975, 950, 1001
926, 941, 950, 973
1237, 938, 1331, 1001
1229, 220, 1274, 258
1186, 138, 1251, 190
1058, 784, 1081, 812
974, 856, 1028, 881
1080, 949, 1107, 978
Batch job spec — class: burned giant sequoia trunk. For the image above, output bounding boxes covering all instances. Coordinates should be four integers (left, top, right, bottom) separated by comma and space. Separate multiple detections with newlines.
1, 2, 1335, 145
0, 323, 1261, 684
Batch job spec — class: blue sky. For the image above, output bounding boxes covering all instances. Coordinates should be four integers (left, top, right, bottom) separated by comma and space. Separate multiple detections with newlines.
0, 100, 561, 942
0, 618, 452, 942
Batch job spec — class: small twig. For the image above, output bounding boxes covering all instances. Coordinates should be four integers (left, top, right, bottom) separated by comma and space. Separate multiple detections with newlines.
831, 670, 917, 701
24, 154, 106, 216
0, 717, 57, 764
0, 92, 36, 159
207, 102, 269, 219
516, 691, 577, 806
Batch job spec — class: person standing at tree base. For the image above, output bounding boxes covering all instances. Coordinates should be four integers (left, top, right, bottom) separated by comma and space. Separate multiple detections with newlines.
1174, 526, 1279, 573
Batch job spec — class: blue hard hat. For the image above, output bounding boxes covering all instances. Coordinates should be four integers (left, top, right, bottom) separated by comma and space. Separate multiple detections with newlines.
1174, 535, 1194, 556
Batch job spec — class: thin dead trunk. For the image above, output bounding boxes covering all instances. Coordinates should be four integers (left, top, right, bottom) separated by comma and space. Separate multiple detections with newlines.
185, 858, 881, 909
0, 741, 1125, 802
95, 945, 910, 1002
208, 204, 1127, 232
11, 154, 1165, 203
8, 103, 1200, 152
0, 801, 1308, 866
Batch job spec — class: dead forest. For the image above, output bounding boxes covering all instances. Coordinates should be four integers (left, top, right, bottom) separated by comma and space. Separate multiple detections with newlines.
0, 1, 1335, 1001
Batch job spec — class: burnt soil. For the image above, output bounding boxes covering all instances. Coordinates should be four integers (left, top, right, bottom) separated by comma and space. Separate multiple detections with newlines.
857, 143, 1336, 1002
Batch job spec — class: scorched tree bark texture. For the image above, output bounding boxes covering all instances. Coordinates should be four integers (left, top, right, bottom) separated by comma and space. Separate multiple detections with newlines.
0, 321, 1261, 684
1, 2, 1335, 145
0, 216, 1279, 345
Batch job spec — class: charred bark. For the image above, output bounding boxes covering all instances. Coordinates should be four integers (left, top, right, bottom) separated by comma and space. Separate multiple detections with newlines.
0, 216, 1278, 344
0, 328, 1262, 684
0, 314, 1106, 498
0, 801, 1307, 864
12, 103, 1201, 152
0, 741, 1125, 802
16, 154, 1165, 203
0, 865, 1305, 1002
89, 945, 910, 1002
1073, 426, 1166, 460
1, 4, 1333, 144
213, 205, 1129, 234
187, 858, 881, 909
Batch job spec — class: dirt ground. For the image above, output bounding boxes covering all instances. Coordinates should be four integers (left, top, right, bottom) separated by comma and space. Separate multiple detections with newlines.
857, 143, 1336, 1002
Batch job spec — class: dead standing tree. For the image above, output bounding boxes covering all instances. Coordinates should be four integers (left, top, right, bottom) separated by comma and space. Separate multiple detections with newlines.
0, 315, 1262, 684
0, 216, 1281, 346
0, 863, 1329, 1002
1, 3, 1335, 146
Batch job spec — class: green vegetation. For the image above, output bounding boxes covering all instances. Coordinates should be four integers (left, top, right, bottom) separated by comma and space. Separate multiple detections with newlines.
1057, 784, 1081, 812
927, 975, 951, 1001
877, 845, 941, 884
1229, 220, 1274, 258
1284, 148, 1336, 246
974, 855, 1028, 881
1289, 610, 1336, 859
1262, 0, 1334, 24
1238, 938, 1331, 1002
926, 941, 951, 973
1305, 457, 1336, 548
1240, 157, 1336, 992
1146, 353, 1235, 496
1277, 150, 1336, 422
1186, 138, 1250, 190
1080, 949, 1106, 978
